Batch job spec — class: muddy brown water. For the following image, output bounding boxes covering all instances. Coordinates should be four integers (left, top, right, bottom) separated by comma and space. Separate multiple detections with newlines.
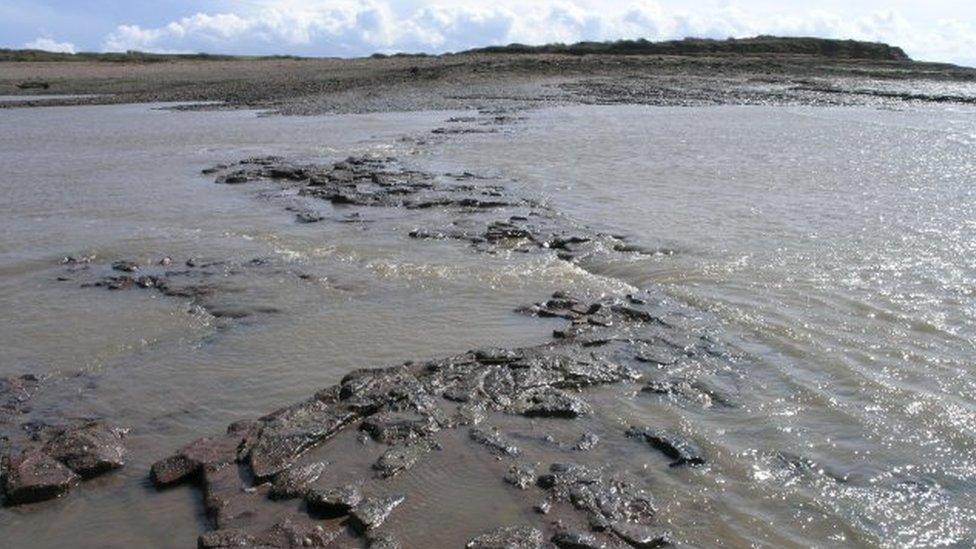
1, 101, 975, 547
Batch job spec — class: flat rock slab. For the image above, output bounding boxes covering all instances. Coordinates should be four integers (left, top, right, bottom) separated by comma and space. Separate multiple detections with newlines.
1, 418, 126, 506
349, 494, 405, 534
146, 287, 739, 543
2, 448, 79, 506
466, 526, 545, 548
269, 461, 326, 500
43, 421, 127, 478
306, 484, 362, 518
626, 427, 705, 467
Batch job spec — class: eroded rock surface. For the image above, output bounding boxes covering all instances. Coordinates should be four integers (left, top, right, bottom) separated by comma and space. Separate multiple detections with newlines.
0, 397, 127, 507
147, 287, 737, 545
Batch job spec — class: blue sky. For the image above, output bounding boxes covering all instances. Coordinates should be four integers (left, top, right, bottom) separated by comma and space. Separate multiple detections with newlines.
3, 1, 975, 66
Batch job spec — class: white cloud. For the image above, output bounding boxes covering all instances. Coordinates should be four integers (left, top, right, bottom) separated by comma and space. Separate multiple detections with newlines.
25, 36, 76, 54
98, 0, 976, 65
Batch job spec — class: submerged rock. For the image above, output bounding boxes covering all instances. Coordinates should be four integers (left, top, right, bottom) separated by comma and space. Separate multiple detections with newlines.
373, 438, 437, 478
626, 427, 705, 467
504, 463, 536, 490
470, 426, 520, 457
610, 523, 673, 548
551, 529, 605, 549
537, 463, 656, 533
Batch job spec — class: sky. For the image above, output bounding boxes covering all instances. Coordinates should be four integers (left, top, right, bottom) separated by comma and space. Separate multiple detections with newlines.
2, 0, 975, 67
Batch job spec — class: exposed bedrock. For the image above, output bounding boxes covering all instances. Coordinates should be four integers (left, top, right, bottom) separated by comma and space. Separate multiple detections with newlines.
0, 402, 127, 506
203, 155, 675, 269
148, 288, 742, 546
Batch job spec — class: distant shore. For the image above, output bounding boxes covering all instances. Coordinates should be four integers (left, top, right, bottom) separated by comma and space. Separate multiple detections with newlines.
2, 37, 975, 114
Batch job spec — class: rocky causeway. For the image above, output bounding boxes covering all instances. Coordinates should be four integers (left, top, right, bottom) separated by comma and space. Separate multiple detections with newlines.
2, 37, 975, 548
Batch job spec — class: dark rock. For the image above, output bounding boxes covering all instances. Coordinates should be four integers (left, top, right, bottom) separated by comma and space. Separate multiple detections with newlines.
306, 484, 362, 518
470, 427, 520, 457
349, 495, 405, 533
296, 212, 325, 223
255, 516, 337, 547
536, 463, 656, 529
626, 427, 704, 467
43, 420, 127, 478
150, 432, 243, 487
268, 461, 326, 500
474, 348, 523, 364
610, 523, 673, 548
360, 412, 437, 444
373, 438, 436, 478
574, 433, 600, 451
368, 532, 401, 549
466, 526, 544, 548
247, 395, 359, 481
2, 448, 79, 505
111, 260, 139, 272
515, 387, 591, 418
197, 529, 256, 548
503, 463, 536, 490
552, 530, 605, 549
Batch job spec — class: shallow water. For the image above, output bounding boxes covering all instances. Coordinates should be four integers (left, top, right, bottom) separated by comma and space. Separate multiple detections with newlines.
1, 102, 974, 547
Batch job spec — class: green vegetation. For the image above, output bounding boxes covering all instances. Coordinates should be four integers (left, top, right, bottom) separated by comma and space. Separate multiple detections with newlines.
462, 36, 910, 61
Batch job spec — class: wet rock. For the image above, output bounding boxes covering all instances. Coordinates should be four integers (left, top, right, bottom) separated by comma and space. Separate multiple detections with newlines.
368, 532, 401, 549
2, 448, 79, 506
504, 463, 536, 490
470, 426, 520, 457
43, 420, 127, 478
466, 526, 544, 548
626, 427, 704, 467
0, 374, 41, 417
373, 438, 437, 478
474, 348, 523, 364
295, 212, 324, 224
146, 285, 740, 543
610, 523, 673, 548
551, 530, 605, 549
641, 377, 737, 409
111, 260, 139, 272
256, 516, 337, 547
360, 412, 438, 444
197, 529, 256, 548
247, 395, 359, 481
150, 432, 243, 487
537, 463, 656, 530
269, 461, 326, 500
574, 433, 600, 452
349, 495, 405, 534
515, 387, 591, 418
306, 484, 362, 518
